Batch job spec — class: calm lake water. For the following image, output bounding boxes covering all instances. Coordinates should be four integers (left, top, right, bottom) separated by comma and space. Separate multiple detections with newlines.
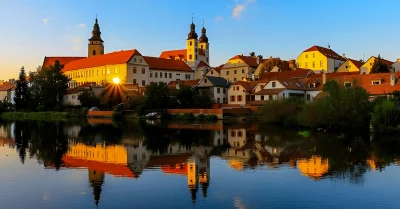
0, 120, 400, 209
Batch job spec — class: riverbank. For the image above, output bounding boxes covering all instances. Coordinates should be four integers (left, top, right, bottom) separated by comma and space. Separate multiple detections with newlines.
1, 111, 86, 121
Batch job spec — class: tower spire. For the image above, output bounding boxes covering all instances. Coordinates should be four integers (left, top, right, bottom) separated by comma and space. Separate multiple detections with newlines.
202, 18, 204, 28
188, 14, 198, 40
192, 13, 194, 24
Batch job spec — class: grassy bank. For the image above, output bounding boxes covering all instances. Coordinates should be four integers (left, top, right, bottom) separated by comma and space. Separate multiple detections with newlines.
1, 111, 83, 121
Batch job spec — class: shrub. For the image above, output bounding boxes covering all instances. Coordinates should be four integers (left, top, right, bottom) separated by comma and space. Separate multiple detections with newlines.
205, 114, 218, 121
182, 112, 194, 120
198, 114, 205, 120
259, 99, 301, 125
371, 99, 399, 132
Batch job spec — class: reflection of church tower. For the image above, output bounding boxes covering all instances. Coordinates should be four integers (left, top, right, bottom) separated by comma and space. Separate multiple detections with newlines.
187, 156, 199, 203
199, 157, 210, 198
88, 16, 104, 58
88, 169, 105, 206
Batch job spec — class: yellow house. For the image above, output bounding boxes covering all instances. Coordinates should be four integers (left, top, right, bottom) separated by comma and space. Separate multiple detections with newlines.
297, 156, 329, 180
220, 55, 262, 82
336, 58, 364, 73
360, 56, 394, 74
297, 45, 346, 73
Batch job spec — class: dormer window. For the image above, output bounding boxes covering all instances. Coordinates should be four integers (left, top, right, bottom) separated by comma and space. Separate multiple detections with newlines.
372, 80, 381, 85
272, 82, 276, 88
309, 83, 316, 88
344, 82, 352, 88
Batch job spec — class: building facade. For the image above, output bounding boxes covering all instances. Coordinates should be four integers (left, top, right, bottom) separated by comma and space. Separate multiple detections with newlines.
297, 45, 346, 73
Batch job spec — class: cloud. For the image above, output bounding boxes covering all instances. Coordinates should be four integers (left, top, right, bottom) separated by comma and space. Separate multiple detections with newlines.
77, 23, 86, 28
232, 0, 256, 19
214, 16, 225, 22
42, 18, 52, 25
70, 37, 82, 51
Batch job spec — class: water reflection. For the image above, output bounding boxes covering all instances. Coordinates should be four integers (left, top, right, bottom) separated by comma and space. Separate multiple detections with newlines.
1, 120, 400, 208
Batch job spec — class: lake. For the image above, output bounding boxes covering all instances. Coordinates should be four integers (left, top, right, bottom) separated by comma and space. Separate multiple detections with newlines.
0, 119, 399, 209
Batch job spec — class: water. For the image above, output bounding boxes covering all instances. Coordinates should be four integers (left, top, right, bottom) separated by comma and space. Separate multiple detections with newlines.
0, 120, 400, 209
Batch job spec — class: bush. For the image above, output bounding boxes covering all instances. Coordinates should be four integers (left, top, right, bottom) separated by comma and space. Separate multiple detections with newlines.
81, 107, 89, 116
1, 112, 70, 120
198, 114, 205, 120
259, 98, 303, 125
204, 114, 218, 121
182, 112, 194, 120
371, 99, 399, 132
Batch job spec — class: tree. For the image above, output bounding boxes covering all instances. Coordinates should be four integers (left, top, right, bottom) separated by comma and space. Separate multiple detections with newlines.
78, 87, 101, 108
14, 66, 30, 110
143, 82, 169, 110
257, 55, 263, 59
175, 86, 195, 108
249, 52, 256, 57
370, 55, 390, 74
258, 58, 286, 76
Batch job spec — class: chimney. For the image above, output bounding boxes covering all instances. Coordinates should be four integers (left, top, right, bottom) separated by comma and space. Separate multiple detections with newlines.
390, 73, 396, 86
322, 70, 326, 85
176, 79, 180, 89
256, 56, 260, 65
9, 79, 15, 84
289, 59, 296, 70
342, 53, 346, 58
252, 73, 255, 81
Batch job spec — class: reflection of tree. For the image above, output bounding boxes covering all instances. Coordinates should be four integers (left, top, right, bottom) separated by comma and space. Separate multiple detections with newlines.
370, 134, 400, 170
14, 122, 30, 164
77, 124, 122, 145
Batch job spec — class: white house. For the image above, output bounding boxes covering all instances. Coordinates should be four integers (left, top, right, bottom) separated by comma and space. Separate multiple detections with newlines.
197, 76, 231, 103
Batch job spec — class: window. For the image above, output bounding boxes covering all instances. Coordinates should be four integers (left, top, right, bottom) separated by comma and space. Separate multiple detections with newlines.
142, 68, 145, 74
261, 96, 264, 100
230, 96, 235, 102
238, 95, 242, 101
312, 62, 315, 68
305, 62, 308, 68
190, 41, 192, 46
234, 78, 237, 82
155, 72, 158, 78
139, 59, 142, 63
307, 94, 311, 101
176, 73, 180, 76
72, 95, 76, 99
269, 95, 273, 100
160, 72, 163, 78
165, 73, 167, 78
238, 131, 243, 137
223, 98, 227, 103
169, 73, 172, 78
234, 70, 237, 74
272, 81, 276, 87
313, 53, 315, 58
217, 88, 220, 93
242, 69, 245, 74
142, 80, 146, 86
200, 45, 203, 49
102, 69, 106, 75
223, 89, 226, 94
185, 74, 190, 80
107, 69, 110, 74
150, 72, 153, 78
204, 79, 207, 83
309, 83, 316, 88
133, 79, 137, 84
211, 70, 213, 75
133, 67, 137, 74
320, 61, 323, 67
134, 58, 137, 62
189, 54, 193, 59
372, 80, 381, 85
305, 54, 308, 58
345, 82, 352, 88
217, 98, 220, 103
93, 50, 96, 56
114, 68, 118, 74
226, 71, 229, 75
283, 93, 285, 98
97, 70, 99, 76
231, 131, 236, 137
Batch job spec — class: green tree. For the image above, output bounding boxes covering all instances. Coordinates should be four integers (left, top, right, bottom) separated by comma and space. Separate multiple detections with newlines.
143, 82, 169, 110
14, 66, 30, 110
370, 55, 390, 74
258, 57, 286, 76
78, 87, 101, 108
371, 99, 399, 131
257, 55, 263, 59
175, 86, 195, 108
249, 52, 256, 57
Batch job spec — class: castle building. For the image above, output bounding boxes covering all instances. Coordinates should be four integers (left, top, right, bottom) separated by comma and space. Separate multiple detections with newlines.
43, 17, 211, 87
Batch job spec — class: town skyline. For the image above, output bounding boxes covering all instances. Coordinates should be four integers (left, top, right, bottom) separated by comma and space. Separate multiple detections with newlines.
1, 0, 400, 80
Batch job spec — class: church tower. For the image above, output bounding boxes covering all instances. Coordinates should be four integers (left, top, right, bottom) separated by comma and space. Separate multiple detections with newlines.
186, 16, 199, 68
198, 20, 210, 64
88, 169, 105, 207
88, 16, 104, 57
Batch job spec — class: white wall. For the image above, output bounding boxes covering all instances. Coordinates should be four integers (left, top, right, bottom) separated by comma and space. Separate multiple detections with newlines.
213, 87, 228, 103
305, 90, 322, 102
149, 70, 195, 84
63, 93, 80, 106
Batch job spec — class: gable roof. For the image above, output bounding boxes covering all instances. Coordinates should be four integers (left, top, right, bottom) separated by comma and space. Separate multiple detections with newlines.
260, 68, 312, 80
363, 56, 394, 67
43, 57, 86, 68
159, 49, 205, 60
228, 55, 265, 67
348, 59, 364, 68
213, 64, 224, 73
143, 56, 192, 72
168, 79, 199, 87
230, 81, 259, 92
198, 61, 210, 68
205, 76, 231, 88
0, 82, 16, 91
303, 45, 346, 61
62, 50, 141, 72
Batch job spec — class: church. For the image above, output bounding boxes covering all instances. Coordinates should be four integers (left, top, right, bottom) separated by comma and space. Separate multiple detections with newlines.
42, 17, 211, 88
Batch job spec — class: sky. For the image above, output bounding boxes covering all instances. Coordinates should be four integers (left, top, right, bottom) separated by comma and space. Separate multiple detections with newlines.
1, 0, 400, 80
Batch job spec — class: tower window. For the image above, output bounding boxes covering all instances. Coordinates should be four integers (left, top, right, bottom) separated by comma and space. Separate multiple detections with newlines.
190, 41, 192, 46
195, 55, 197, 60
93, 50, 96, 56
200, 45, 203, 49
189, 54, 192, 60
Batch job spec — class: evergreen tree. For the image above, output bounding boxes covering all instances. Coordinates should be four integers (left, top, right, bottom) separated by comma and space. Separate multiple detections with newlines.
249, 52, 256, 57
370, 55, 390, 74
14, 66, 29, 110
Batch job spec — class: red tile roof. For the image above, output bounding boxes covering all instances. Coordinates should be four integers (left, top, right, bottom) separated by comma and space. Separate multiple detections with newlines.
260, 68, 312, 80
213, 64, 224, 73
254, 88, 285, 95
367, 56, 394, 67
168, 79, 199, 87
159, 49, 205, 60
198, 61, 209, 68
143, 56, 193, 72
229, 55, 264, 67
348, 59, 364, 68
62, 155, 136, 178
231, 81, 259, 92
42, 57, 86, 68
304, 45, 346, 61
62, 50, 141, 72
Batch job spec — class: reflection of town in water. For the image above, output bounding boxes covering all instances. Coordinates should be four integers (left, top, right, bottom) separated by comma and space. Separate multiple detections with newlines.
1, 120, 400, 206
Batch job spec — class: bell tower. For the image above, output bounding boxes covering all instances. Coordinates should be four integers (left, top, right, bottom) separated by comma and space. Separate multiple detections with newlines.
198, 19, 210, 64
186, 15, 199, 68
88, 16, 104, 57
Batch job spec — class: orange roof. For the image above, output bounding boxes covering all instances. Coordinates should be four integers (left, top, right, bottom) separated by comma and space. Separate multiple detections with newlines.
143, 56, 192, 72
304, 45, 346, 61
42, 57, 86, 68
213, 64, 224, 73
229, 55, 264, 67
62, 155, 136, 178
348, 59, 364, 68
198, 61, 209, 68
260, 68, 312, 80
159, 49, 205, 60
231, 81, 259, 92
254, 88, 285, 95
62, 50, 141, 72
368, 56, 394, 67
0, 82, 16, 91
168, 79, 199, 87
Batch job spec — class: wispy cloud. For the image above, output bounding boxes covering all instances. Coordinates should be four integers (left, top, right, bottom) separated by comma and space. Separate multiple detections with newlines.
77, 23, 86, 28
232, 0, 256, 19
215, 16, 225, 22
42, 18, 52, 25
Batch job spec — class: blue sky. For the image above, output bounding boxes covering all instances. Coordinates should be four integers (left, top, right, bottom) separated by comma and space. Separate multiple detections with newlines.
1, 0, 400, 80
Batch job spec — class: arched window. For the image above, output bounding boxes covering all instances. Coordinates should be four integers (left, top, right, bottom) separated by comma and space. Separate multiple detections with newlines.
93, 50, 96, 55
